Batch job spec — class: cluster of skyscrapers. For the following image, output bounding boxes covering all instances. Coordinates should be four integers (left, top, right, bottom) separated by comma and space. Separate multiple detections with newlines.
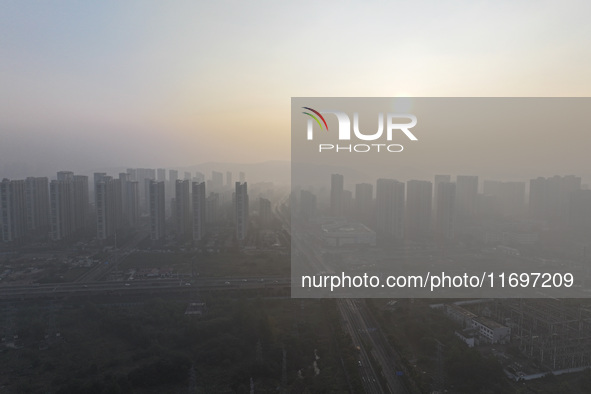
0, 172, 90, 243
1, 177, 49, 242
0, 168, 251, 245
296, 173, 591, 246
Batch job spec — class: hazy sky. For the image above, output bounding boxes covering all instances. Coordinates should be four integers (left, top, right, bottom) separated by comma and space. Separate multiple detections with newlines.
1, 0, 590, 177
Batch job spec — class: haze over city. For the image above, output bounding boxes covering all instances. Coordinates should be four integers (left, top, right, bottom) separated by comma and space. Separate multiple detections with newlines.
2, 1, 591, 392
1, 1, 591, 180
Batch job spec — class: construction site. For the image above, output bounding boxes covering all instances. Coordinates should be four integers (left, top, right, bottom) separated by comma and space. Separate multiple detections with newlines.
485, 298, 591, 374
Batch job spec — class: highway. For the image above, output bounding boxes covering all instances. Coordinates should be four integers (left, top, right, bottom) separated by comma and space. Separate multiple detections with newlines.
338, 298, 410, 394
0, 277, 291, 301
287, 212, 409, 393
338, 298, 386, 394
354, 299, 408, 393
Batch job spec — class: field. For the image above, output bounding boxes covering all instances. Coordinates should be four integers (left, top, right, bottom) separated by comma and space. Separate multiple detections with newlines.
0, 297, 359, 393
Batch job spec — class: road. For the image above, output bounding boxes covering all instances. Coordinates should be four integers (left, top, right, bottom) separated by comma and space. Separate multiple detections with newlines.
338, 298, 386, 393
338, 298, 410, 394
286, 212, 409, 393
0, 276, 291, 301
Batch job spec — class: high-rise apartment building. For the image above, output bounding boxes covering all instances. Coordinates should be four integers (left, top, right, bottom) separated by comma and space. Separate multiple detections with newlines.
194, 172, 205, 183
375, 179, 405, 244
25, 177, 49, 233
175, 180, 191, 239
456, 175, 478, 219
434, 182, 455, 240
259, 197, 272, 227
49, 172, 89, 241
235, 182, 249, 241
156, 168, 166, 182
433, 175, 451, 216
168, 169, 178, 200
483, 180, 525, 216
95, 174, 117, 241
135, 168, 155, 215
299, 190, 317, 222
529, 175, 581, 223
355, 183, 373, 225
73, 175, 89, 230
211, 171, 224, 191
126, 168, 137, 181
0, 179, 26, 242
406, 180, 432, 240
226, 172, 233, 188
330, 174, 344, 217
569, 190, 591, 231
206, 192, 220, 225
126, 180, 140, 227
50, 179, 72, 241
169, 170, 178, 183
149, 180, 166, 241
192, 181, 206, 241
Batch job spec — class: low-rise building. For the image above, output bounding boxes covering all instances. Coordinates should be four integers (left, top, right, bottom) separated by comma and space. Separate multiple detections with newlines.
445, 304, 477, 327
470, 316, 511, 344
321, 220, 376, 247
445, 303, 511, 346
455, 328, 477, 348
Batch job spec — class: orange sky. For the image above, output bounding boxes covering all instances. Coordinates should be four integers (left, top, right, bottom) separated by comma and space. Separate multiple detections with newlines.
1, 1, 590, 175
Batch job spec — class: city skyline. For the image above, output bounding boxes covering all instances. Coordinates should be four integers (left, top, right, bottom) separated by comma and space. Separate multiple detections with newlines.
1, 167, 260, 245
3, 2, 591, 392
